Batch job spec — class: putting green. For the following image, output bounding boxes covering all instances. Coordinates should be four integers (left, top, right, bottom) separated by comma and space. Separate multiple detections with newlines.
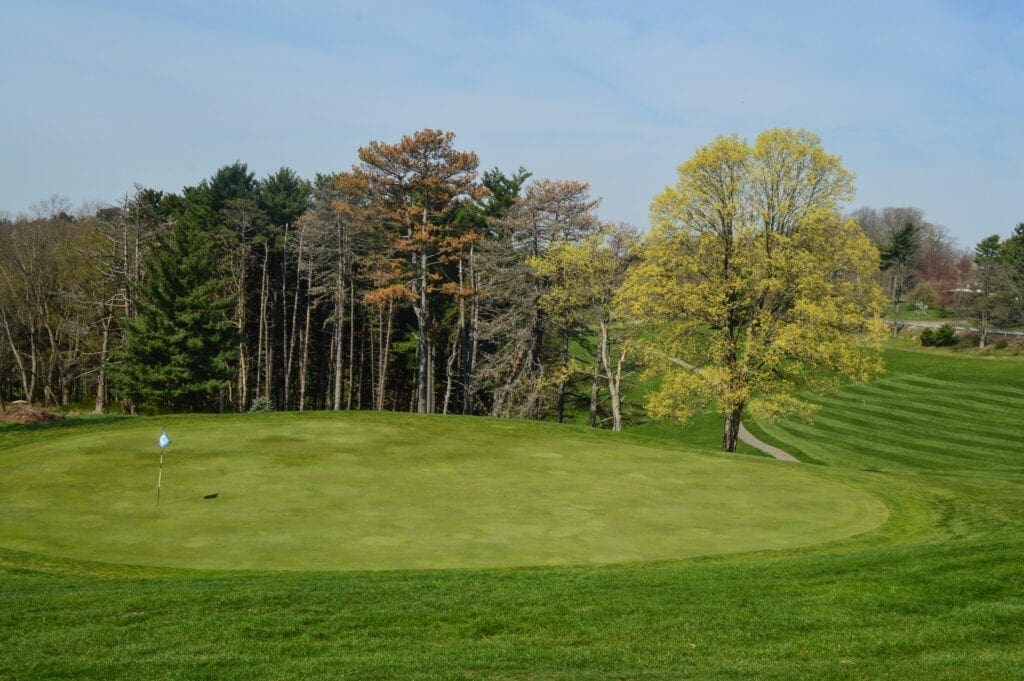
0, 412, 886, 570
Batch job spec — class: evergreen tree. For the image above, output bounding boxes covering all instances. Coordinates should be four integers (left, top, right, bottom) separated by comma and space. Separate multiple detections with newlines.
880, 222, 919, 333
113, 211, 238, 411
961, 235, 1019, 347
207, 162, 258, 211
481, 167, 532, 226
1001, 222, 1024, 288
259, 167, 311, 228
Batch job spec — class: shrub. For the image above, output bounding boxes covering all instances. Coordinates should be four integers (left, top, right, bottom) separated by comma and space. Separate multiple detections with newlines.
920, 328, 935, 346
249, 396, 274, 413
932, 324, 957, 347
995, 339, 1009, 350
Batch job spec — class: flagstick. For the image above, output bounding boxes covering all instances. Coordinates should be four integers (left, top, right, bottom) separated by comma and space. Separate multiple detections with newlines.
157, 449, 164, 506
157, 424, 166, 507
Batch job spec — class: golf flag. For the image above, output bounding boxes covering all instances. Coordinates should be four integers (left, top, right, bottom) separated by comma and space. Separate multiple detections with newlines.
156, 428, 171, 506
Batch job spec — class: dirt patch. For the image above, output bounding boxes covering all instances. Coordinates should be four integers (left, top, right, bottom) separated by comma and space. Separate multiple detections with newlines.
0, 402, 65, 424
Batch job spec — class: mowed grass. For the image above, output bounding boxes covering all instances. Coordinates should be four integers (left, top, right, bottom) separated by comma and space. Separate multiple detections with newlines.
749, 347, 1024, 478
0, 413, 883, 570
3, 346, 1024, 678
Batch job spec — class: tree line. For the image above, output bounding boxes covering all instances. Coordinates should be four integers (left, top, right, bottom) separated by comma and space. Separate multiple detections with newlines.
3, 127, 1017, 449
853, 206, 1024, 345
0, 130, 635, 429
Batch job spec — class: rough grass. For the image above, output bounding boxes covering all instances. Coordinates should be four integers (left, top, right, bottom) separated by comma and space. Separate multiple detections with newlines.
3, 346, 1024, 678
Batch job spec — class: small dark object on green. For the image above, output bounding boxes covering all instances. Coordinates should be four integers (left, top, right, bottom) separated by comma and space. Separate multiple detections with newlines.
204, 493, 218, 499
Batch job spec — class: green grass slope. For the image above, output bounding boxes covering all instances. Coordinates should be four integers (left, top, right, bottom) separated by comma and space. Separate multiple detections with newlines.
2, 346, 1024, 678
749, 347, 1024, 544
750, 348, 1024, 477
0, 413, 882, 570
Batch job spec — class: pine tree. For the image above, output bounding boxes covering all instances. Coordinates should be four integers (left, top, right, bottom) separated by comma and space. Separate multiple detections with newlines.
355, 129, 482, 414
880, 222, 919, 333
113, 210, 238, 412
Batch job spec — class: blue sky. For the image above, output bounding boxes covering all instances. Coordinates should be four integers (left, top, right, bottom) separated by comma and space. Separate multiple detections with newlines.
2, 1, 1021, 246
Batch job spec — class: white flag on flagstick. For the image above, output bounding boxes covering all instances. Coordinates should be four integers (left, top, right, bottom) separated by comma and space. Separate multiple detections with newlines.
156, 428, 171, 506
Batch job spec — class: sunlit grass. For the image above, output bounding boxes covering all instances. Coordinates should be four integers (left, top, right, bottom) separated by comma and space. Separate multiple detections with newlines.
0, 413, 880, 570
3, 345, 1024, 678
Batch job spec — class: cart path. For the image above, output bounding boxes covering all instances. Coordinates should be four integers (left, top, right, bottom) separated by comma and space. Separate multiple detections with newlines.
738, 423, 800, 462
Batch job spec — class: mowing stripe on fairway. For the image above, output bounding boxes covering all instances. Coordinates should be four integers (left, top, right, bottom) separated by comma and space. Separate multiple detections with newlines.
752, 348, 1024, 477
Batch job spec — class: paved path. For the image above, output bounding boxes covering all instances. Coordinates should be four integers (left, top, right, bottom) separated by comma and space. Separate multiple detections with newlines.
890, 320, 1024, 337
737, 422, 799, 462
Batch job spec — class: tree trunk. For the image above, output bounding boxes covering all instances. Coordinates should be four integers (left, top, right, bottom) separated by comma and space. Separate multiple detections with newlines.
356, 331, 366, 411
298, 265, 314, 412
284, 229, 304, 410
466, 248, 480, 415
60, 335, 73, 407
456, 254, 468, 414
598, 319, 624, 432
368, 304, 378, 409
610, 347, 626, 432
0, 307, 31, 402
238, 351, 249, 411
427, 339, 436, 413
416, 205, 431, 414
347, 282, 356, 410
257, 245, 269, 396
416, 268, 430, 412
332, 306, 344, 411
722, 403, 744, 452
555, 329, 569, 424
462, 246, 478, 415
265, 327, 273, 405
27, 330, 38, 405
332, 259, 345, 411
588, 359, 600, 427
234, 257, 248, 412
94, 310, 113, 414
42, 312, 61, 408
377, 300, 394, 412
326, 328, 337, 408
443, 332, 458, 415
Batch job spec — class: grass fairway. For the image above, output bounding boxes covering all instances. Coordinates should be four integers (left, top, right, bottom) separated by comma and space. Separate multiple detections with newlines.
0, 413, 883, 570
3, 346, 1024, 678
749, 346, 1024, 478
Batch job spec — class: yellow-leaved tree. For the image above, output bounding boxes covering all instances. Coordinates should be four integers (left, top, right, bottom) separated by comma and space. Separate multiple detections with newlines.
616, 129, 886, 452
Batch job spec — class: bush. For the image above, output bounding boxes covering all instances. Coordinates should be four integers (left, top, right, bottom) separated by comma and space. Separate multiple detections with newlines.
995, 339, 1009, 350
924, 324, 957, 347
248, 396, 274, 413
